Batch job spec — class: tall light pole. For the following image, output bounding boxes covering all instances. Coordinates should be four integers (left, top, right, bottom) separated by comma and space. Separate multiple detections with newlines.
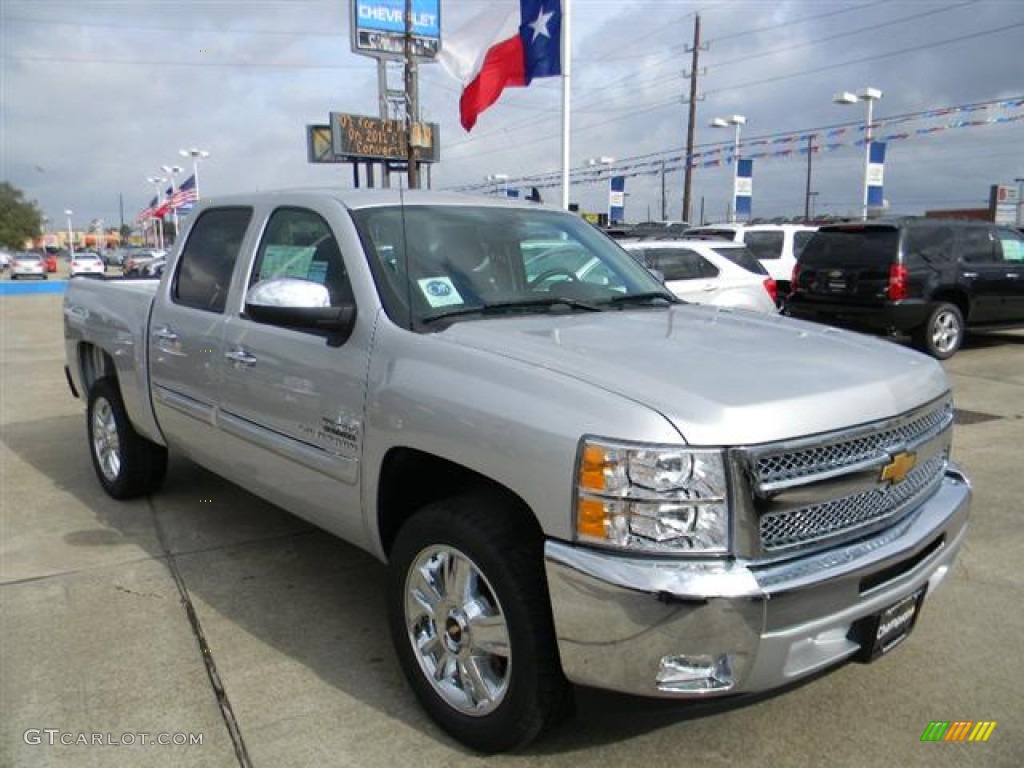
146, 175, 167, 250
178, 147, 210, 201
710, 114, 746, 223
161, 164, 183, 235
1015, 177, 1024, 227
834, 87, 882, 220
64, 209, 74, 256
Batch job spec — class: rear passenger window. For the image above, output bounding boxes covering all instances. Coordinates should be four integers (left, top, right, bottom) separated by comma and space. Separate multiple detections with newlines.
996, 229, 1024, 263
793, 230, 816, 257
960, 229, 1001, 264
743, 231, 784, 260
905, 226, 955, 264
251, 208, 354, 307
174, 207, 253, 313
709, 245, 767, 275
647, 248, 718, 280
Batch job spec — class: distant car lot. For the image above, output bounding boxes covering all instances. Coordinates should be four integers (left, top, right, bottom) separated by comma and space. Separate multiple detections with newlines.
2, 294, 1022, 767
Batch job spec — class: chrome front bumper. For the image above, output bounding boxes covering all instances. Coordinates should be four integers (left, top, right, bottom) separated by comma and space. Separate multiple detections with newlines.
543, 466, 971, 697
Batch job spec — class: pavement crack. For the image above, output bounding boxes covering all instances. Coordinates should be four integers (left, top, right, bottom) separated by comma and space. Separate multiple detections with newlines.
147, 498, 253, 768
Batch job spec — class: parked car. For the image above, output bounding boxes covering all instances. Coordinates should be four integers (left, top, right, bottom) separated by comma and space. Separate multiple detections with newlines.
140, 257, 166, 278
683, 223, 817, 298
0, 249, 11, 271
787, 218, 1024, 359
69, 251, 107, 278
621, 239, 777, 313
122, 249, 166, 277
10, 252, 47, 279
104, 248, 129, 268
41, 252, 59, 273
63, 190, 969, 752
629, 220, 690, 239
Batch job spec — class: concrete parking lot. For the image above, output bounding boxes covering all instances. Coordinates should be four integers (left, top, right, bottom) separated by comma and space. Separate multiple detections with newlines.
2, 293, 1022, 767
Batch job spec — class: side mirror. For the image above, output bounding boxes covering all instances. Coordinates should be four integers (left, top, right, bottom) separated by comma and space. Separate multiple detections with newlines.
244, 277, 356, 345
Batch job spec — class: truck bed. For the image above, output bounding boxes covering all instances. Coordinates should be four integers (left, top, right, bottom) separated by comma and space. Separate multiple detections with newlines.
63, 277, 164, 444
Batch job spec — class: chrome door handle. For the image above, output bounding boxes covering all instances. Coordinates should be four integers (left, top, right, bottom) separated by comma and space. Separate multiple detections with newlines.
962, 272, 978, 279
153, 326, 178, 343
1006, 273, 1020, 279
225, 348, 257, 367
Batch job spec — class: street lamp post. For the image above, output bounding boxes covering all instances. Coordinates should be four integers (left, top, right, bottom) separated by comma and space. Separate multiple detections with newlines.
179, 148, 210, 201
64, 209, 74, 257
146, 176, 167, 250
1015, 177, 1024, 227
93, 218, 104, 252
161, 164, 183, 234
833, 87, 883, 220
710, 115, 746, 223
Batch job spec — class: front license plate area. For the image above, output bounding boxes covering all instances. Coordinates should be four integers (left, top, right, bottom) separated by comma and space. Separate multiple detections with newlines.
850, 585, 927, 662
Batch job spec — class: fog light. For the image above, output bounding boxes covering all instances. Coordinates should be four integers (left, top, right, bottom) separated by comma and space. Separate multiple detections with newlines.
656, 653, 735, 693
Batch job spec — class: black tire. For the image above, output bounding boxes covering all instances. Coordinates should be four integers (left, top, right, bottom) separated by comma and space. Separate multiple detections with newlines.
912, 302, 964, 360
86, 377, 167, 499
387, 491, 570, 753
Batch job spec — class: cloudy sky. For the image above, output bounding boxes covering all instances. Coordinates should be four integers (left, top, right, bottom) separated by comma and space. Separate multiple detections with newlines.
2, 0, 1022, 232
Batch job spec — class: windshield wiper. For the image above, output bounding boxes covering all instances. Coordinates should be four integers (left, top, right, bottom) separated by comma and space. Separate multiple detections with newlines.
606, 291, 678, 307
421, 296, 602, 325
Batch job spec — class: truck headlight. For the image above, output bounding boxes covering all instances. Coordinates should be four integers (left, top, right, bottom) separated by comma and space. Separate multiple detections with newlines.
574, 438, 729, 554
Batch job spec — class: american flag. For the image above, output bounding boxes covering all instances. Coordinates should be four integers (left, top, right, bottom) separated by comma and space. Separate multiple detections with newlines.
168, 174, 198, 210
136, 196, 158, 223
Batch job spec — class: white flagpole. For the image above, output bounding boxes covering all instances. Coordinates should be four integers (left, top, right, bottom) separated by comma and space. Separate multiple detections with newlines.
561, 0, 571, 210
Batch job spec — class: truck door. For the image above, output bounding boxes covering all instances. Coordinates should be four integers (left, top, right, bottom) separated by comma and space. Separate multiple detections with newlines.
216, 205, 370, 544
149, 206, 253, 467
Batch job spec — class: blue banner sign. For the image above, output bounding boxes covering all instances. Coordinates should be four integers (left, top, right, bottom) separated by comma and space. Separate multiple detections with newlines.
609, 176, 626, 223
866, 141, 886, 208
735, 159, 753, 217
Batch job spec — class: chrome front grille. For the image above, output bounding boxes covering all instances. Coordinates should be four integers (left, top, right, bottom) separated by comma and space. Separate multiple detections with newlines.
741, 395, 953, 555
759, 453, 947, 550
756, 397, 952, 487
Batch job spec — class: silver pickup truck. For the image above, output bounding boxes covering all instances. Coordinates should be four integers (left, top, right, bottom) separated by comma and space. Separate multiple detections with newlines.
64, 190, 971, 752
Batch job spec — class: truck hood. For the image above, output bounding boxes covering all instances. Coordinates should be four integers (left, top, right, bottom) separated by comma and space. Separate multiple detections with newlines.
438, 306, 948, 446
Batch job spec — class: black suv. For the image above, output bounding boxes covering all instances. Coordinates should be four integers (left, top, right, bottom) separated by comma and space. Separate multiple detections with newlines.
786, 218, 1024, 358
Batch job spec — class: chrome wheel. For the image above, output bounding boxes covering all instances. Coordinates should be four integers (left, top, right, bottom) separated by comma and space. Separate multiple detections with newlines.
91, 396, 121, 482
404, 545, 511, 716
931, 309, 961, 355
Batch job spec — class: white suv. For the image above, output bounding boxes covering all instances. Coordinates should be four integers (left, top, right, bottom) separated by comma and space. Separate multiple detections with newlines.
621, 239, 778, 313
683, 223, 817, 297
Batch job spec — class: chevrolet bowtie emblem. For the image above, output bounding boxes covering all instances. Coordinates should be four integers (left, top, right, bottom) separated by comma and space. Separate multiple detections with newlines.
880, 451, 917, 484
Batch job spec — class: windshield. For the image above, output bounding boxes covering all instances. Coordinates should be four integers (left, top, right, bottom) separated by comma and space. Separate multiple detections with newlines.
351, 205, 671, 329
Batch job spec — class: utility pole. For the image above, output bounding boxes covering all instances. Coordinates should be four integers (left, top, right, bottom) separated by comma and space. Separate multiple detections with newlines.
804, 134, 814, 221
404, 0, 420, 189
681, 13, 703, 223
660, 159, 666, 220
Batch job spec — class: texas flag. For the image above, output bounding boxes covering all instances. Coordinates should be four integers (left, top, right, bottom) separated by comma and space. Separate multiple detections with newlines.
440, 1, 562, 131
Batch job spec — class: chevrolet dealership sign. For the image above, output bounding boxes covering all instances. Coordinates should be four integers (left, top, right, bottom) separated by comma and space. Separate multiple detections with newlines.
351, 0, 441, 59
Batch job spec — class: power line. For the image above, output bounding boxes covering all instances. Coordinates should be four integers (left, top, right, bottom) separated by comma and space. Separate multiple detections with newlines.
712, 1, 977, 70
445, 97, 1023, 191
